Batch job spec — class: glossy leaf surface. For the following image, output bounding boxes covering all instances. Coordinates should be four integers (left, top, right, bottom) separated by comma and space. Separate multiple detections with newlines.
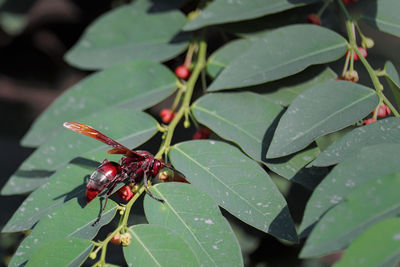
9, 199, 116, 267
144, 183, 243, 267
363, 0, 400, 38
300, 173, 400, 258
335, 217, 400, 267
208, 25, 347, 91
267, 81, 379, 158
170, 140, 297, 242
311, 117, 400, 167
123, 224, 200, 267
192, 92, 283, 162
300, 144, 400, 235
2, 109, 157, 195
183, 0, 319, 31
2, 151, 121, 232
65, 0, 188, 69
25, 238, 92, 267
22, 60, 176, 147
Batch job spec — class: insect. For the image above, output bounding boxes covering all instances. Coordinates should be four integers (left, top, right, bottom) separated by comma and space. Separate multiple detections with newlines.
63, 121, 181, 224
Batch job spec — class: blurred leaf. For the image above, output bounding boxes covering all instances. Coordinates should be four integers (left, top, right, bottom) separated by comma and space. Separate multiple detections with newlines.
183, 0, 319, 31
65, 0, 189, 70
299, 144, 400, 236
0, 0, 36, 35
362, 0, 400, 38
144, 183, 243, 267
22, 60, 177, 147
335, 217, 400, 267
9, 199, 116, 267
25, 238, 92, 267
123, 224, 200, 267
192, 92, 283, 162
300, 173, 400, 258
169, 141, 297, 242
220, 6, 310, 38
384, 61, 400, 110
311, 117, 400, 167
2, 109, 157, 195
207, 25, 347, 91
266, 81, 379, 158
207, 39, 253, 78
2, 151, 121, 233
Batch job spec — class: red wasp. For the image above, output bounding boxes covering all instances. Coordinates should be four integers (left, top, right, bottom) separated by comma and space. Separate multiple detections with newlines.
63, 122, 182, 224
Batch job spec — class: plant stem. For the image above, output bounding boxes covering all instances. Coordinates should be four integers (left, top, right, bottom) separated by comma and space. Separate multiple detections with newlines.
155, 37, 207, 159
337, 0, 399, 117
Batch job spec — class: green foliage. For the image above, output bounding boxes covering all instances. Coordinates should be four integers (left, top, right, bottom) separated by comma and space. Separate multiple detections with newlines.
2, 0, 400, 266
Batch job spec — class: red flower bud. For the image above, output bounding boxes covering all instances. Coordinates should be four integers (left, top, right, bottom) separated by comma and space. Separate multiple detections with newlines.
175, 65, 190, 80
307, 14, 321, 26
193, 128, 212, 140
116, 186, 134, 202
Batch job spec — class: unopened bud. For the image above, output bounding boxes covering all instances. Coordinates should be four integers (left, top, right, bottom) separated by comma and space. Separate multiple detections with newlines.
89, 252, 97, 259
120, 232, 132, 246
362, 37, 374, 49
184, 120, 190, 128
343, 70, 359, 83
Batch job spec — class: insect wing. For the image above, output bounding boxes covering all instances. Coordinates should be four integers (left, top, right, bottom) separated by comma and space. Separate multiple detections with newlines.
63, 121, 145, 159
107, 147, 144, 160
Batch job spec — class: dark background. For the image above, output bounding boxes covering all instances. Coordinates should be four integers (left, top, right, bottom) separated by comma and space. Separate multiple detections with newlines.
0, 0, 399, 266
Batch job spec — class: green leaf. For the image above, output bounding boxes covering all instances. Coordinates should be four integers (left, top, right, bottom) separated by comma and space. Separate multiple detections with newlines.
183, 0, 319, 31
258, 67, 337, 106
144, 182, 243, 267
265, 146, 328, 190
207, 25, 347, 91
207, 38, 253, 78
65, 0, 189, 70
8, 199, 116, 267
1, 109, 157, 195
300, 173, 400, 258
362, 0, 400, 38
299, 144, 400, 236
2, 151, 121, 233
384, 61, 400, 110
311, 117, 400, 167
25, 238, 92, 267
335, 217, 400, 267
21, 60, 177, 147
220, 6, 310, 38
169, 141, 297, 242
266, 81, 379, 158
124, 224, 200, 267
192, 92, 283, 162
314, 126, 354, 152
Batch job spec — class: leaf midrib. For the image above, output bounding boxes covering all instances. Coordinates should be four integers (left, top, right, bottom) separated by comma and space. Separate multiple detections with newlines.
173, 146, 271, 219
129, 228, 162, 267
288, 90, 376, 143
152, 187, 218, 266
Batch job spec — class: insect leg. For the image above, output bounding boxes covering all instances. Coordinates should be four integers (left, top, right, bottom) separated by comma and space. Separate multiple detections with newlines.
143, 172, 164, 203
92, 175, 123, 226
